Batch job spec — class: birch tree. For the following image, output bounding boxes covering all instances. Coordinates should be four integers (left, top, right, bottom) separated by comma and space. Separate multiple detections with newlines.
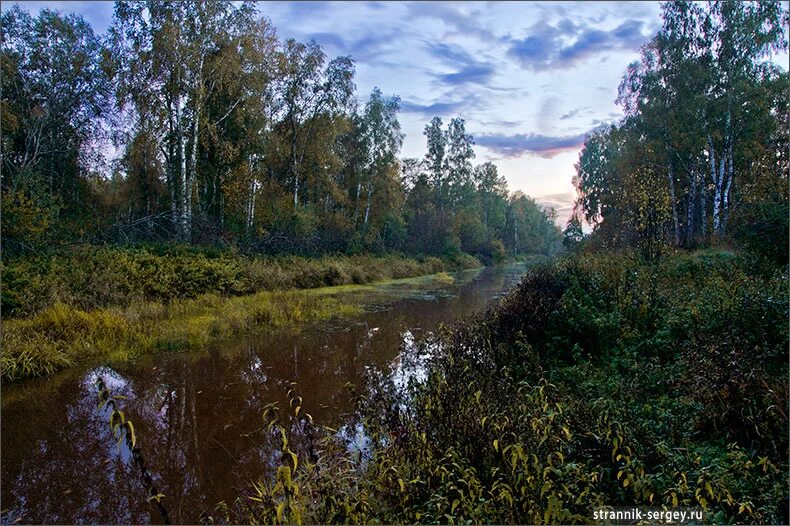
358, 87, 403, 228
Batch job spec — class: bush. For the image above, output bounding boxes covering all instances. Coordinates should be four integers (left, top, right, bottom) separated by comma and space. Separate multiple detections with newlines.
225, 248, 788, 525
1, 246, 481, 318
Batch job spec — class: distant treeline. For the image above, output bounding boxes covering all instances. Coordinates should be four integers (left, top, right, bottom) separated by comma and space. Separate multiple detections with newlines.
1, 2, 561, 260
565, 1, 788, 262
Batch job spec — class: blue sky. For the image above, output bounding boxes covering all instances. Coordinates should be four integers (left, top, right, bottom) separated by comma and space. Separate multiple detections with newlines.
10, 1, 787, 225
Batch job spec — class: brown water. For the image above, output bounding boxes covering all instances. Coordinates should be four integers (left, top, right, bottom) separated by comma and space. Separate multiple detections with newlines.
1, 263, 532, 524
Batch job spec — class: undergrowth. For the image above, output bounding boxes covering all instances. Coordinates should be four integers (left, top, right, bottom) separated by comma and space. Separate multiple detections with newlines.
1, 289, 361, 382
1, 245, 480, 318
215, 249, 788, 525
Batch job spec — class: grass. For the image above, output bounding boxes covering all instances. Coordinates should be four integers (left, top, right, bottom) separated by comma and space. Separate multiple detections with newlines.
1, 246, 483, 382
1, 287, 363, 382
1, 245, 481, 318
0, 265, 488, 382
221, 248, 788, 525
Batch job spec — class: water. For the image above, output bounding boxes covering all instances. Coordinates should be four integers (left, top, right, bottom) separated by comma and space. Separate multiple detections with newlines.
1, 263, 532, 524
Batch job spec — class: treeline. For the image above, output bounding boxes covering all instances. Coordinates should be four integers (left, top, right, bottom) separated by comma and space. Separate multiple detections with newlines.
1, 2, 560, 261
568, 1, 788, 262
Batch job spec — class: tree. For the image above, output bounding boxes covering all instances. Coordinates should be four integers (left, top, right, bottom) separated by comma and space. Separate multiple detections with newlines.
275, 39, 355, 209
562, 212, 585, 250
578, 0, 788, 253
443, 117, 475, 209
111, 0, 259, 241
423, 116, 446, 205
1, 5, 110, 248
358, 87, 404, 229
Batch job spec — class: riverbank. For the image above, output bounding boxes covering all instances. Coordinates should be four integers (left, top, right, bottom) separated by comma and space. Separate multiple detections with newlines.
227, 248, 788, 524
1, 246, 482, 382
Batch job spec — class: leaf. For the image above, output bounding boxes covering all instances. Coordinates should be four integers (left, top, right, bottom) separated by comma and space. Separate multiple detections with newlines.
126, 421, 136, 448
280, 428, 288, 451
398, 478, 405, 493
287, 449, 298, 471
493, 439, 499, 452
147, 493, 165, 503
562, 426, 571, 440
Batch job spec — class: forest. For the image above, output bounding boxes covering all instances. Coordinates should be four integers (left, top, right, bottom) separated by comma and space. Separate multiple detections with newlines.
1, 1, 559, 260
1, 1, 788, 525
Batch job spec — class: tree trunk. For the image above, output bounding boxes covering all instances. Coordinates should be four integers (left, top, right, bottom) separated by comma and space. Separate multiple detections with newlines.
708, 135, 722, 238
246, 157, 256, 235
667, 163, 680, 246
353, 179, 362, 227
722, 142, 734, 233
364, 181, 373, 227
166, 100, 178, 226
700, 174, 707, 244
174, 88, 189, 242
687, 167, 697, 247
290, 118, 299, 208
713, 156, 725, 237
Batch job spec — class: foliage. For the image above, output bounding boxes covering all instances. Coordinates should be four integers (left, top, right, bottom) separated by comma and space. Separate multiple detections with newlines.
0, 245, 478, 318
573, 1, 788, 256
223, 249, 788, 525
0, 248, 483, 381
1, 3, 561, 259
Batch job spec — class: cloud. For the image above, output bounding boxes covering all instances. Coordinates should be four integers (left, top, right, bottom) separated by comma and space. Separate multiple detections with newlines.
406, 2, 496, 40
425, 42, 497, 86
534, 192, 576, 211
426, 42, 477, 65
437, 64, 496, 85
534, 192, 578, 226
508, 18, 650, 70
10, 1, 114, 32
306, 28, 404, 61
400, 99, 470, 117
475, 131, 588, 158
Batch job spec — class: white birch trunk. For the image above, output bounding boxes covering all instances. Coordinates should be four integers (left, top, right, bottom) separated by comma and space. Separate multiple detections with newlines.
722, 142, 734, 233
714, 156, 726, 236
667, 163, 680, 246
364, 181, 373, 227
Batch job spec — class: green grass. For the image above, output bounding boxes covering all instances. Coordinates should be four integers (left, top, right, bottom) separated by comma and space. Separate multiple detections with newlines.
1, 287, 364, 382
0, 261, 488, 383
1, 245, 480, 318
1, 246, 483, 382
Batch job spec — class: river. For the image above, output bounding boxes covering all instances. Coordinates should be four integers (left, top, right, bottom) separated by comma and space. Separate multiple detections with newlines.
0, 262, 533, 524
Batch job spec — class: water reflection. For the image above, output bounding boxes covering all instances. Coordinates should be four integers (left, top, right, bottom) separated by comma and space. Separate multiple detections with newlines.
1, 263, 530, 524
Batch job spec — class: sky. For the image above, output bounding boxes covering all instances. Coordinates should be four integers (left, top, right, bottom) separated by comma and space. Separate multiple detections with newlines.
9, 1, 786, 226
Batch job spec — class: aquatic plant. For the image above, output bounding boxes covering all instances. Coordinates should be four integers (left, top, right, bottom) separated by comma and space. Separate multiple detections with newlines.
95, 376, 170, 524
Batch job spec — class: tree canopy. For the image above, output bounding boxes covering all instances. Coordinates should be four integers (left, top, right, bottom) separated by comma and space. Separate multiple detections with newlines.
1, 2, 561, 259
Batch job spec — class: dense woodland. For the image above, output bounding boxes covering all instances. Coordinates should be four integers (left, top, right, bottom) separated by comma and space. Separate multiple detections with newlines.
567, 1, 788, 261
1, 1, 560, 261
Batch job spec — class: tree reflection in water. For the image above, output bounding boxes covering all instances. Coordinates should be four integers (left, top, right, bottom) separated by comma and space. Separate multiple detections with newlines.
1, 263, 530, 524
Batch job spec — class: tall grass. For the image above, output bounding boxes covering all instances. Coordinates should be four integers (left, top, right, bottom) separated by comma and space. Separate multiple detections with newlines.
2, 245, 480, 317
1, 288, 362, 382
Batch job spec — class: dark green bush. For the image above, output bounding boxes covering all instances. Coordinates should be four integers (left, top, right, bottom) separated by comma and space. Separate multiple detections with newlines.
227, 248, 788, 525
